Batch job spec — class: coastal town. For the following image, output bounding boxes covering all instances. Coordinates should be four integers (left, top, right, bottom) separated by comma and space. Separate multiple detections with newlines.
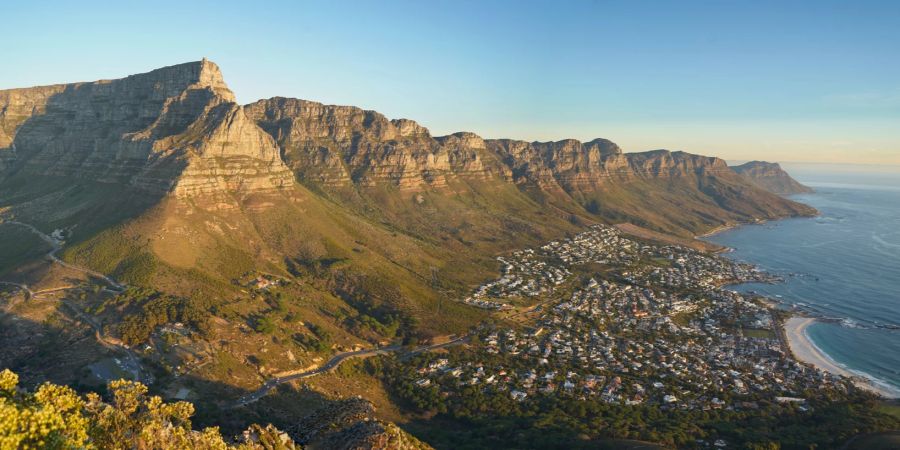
400, 225, 857, 415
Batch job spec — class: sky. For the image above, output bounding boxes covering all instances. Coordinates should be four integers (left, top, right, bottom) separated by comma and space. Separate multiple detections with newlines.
4, 0, 900, 165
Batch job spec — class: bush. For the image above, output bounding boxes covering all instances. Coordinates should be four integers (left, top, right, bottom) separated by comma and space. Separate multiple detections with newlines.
0, 369, 294, 449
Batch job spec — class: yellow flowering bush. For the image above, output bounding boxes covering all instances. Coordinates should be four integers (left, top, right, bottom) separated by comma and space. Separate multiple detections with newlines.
0, 369, 293, 449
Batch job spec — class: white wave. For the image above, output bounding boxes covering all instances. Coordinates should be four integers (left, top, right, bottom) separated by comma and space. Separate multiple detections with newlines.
872, 233, 900, 249
804, 329, 900, 398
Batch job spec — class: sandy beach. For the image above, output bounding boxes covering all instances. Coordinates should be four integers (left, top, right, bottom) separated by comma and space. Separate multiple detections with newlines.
784, 316, 899, 398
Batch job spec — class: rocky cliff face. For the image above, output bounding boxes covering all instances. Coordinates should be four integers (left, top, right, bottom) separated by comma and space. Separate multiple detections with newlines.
0, 59, 816, 237
240, 96, 766, 198
244, 98, 505, 190
241, 92, 815, 235
0, 59, 293, 198
732, 161, 813, 195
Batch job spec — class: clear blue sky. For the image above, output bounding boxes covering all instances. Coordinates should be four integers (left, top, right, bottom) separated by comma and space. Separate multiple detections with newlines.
4, 0, 900, 164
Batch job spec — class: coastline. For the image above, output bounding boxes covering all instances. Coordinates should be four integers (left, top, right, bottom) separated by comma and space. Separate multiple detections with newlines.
702, 212, 900, 399
695, 223, 738, 239
783, 316, 900, 399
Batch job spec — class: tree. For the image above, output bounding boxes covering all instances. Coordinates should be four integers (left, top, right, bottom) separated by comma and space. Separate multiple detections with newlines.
253, 315, 277, 334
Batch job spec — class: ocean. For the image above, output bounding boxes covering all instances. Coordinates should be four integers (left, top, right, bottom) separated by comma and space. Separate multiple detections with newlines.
705, 167, 900, 397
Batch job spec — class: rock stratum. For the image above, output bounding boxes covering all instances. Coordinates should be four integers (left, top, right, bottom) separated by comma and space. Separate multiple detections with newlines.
732, 160, 813, 195
0, 59, 815, 231
0, 59, 292, 198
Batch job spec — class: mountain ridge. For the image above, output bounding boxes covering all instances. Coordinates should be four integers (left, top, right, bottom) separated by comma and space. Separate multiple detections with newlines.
0, 59, 827, 449
732, 160, 813, 195
0, 59, 816, 300
0, 59, 292, 199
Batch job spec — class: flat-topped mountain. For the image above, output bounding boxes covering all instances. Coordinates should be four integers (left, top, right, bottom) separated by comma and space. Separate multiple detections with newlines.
732, 161, 813, 195
0, 59, 292, 198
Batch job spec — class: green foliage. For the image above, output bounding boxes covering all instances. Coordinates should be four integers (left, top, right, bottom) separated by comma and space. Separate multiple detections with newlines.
330, 271, 416, 339
109, 287, 210, 346
0, 369, 294, 449
292, 324, 332, 353
114, 251, 158, 286
252, 315, 277, 334
383, 354, 900, 450
62, 228, 135, 276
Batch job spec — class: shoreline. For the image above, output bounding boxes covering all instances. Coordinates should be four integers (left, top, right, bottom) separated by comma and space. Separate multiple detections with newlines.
783, 316, 900, 399
695, 223, 738, 239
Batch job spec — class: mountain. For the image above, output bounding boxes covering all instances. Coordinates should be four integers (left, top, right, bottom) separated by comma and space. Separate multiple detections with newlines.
0, 59, 828, 448
0, 59, 292, 197
732, 160, 813, 195
244, 97, 815, 236
0, 60, 819, 443
0, 58, 821, 332
0, 59, 818, 329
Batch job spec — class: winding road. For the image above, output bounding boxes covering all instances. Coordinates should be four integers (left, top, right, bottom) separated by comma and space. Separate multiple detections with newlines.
229, 335, 469, 408
0, 220, 140, 379
2, 219, 465, 398
0, 220, 124, 291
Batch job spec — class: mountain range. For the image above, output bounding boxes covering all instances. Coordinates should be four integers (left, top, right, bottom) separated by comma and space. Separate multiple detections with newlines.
0, 60, 819, 447
0, 57, 817, 345
0, 58, 812, 244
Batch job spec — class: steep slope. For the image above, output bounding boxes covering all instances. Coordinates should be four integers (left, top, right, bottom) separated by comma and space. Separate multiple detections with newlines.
732, 160, 813, 195
245, 97, 816, 239
489, 141, 816, 232
0, 62, 497, 340
0, 60, 824, 447
0, 59, 292, 198
0, 59, 817, 324
0, 59, 297, 255
244, 97, 583, 270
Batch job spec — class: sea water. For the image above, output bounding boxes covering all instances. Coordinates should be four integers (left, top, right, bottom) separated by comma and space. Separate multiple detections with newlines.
706, 168, 900, 397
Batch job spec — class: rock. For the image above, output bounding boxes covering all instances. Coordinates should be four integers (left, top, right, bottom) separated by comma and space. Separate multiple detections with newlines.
244, 98, 506, 189
732, 161, 813, 195
0, 59, 292, 198
286, 398, 432, 450
0, 58, 817, 237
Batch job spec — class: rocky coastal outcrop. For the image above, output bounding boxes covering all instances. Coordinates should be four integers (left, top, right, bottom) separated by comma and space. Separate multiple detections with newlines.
732, 161, 813, 195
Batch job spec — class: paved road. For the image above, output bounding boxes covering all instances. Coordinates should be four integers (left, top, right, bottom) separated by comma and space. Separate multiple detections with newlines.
229, 335, 469, 408
1, 221, 124, 291
0, 220, 140, 379
55, 297, 149, 383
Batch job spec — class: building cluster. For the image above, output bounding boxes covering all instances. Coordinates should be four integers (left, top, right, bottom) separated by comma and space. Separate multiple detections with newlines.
416, 225, 850, 411
463, 226, 640, 309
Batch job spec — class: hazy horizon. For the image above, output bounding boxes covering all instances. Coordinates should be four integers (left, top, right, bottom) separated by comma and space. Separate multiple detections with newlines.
5, 1, 899, 165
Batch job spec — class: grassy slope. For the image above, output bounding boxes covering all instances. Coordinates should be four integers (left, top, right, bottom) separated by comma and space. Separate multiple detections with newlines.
570, 175, 816, 237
